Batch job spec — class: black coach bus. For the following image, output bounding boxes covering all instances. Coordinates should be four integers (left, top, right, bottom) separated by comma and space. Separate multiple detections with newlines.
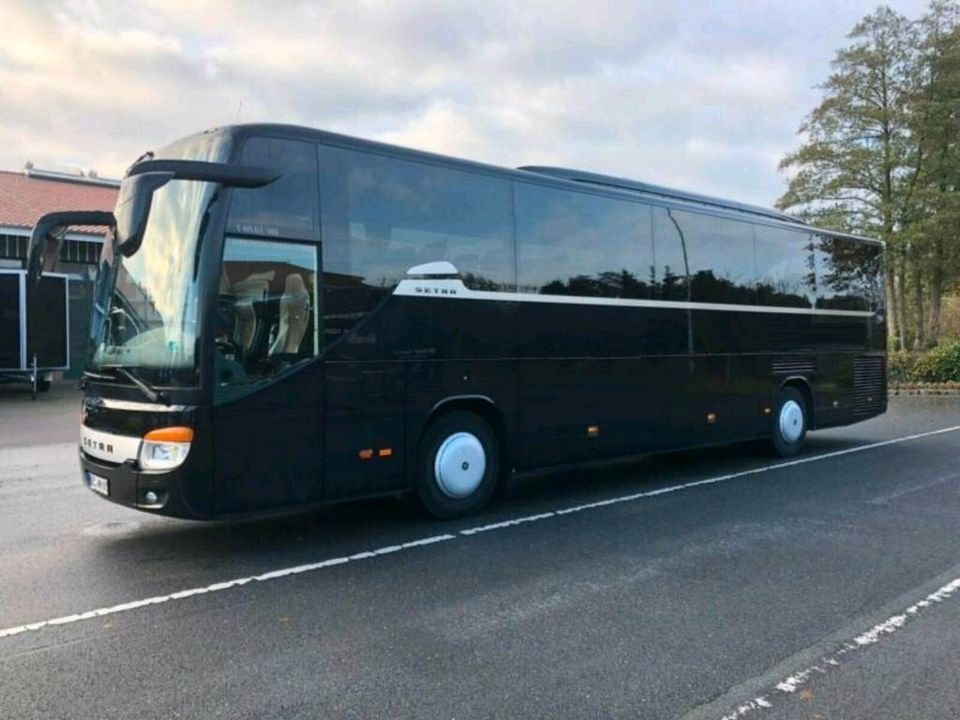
28, 124, 885, 520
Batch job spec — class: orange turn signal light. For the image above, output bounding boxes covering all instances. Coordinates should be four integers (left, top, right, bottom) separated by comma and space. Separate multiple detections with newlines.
358, 448, 374, 460
144, 426, 194, 443
378, 448, 393, 458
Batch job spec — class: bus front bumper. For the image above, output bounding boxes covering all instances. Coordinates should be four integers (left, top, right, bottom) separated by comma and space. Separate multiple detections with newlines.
79, 449, 203, 520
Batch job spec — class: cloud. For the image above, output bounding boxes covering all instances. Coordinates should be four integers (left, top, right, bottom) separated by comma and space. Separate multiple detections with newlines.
0, 0, 932, 206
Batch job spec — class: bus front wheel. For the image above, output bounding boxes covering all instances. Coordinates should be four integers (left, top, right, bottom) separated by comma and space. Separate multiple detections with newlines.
771, 386, 808, 457
417, 411, 500, 519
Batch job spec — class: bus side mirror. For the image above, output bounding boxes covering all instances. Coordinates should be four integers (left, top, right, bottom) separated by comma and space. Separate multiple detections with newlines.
27, 210, 115, 284
115, 171, 174, 257
114, 161, 280, 257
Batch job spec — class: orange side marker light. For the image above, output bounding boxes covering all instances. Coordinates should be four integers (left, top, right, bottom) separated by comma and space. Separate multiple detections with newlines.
144, 426, 194, 443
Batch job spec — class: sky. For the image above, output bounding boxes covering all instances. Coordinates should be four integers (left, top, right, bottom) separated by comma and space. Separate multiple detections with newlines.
0, 0, 934, 207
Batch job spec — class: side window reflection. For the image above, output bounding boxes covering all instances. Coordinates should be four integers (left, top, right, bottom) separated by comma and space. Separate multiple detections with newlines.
515, 183, 653, 299
815, 235, 884, 311
215, 237, 320, 391
667, 210, 757, 305
755, 228, 816, 308
228, 137, 319, 240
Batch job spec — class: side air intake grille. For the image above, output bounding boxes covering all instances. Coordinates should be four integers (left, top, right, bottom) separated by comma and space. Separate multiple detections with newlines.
853, 356, 885, 418
772, 357, 816, 376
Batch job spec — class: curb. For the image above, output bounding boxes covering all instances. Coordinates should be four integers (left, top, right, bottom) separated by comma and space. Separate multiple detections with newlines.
889, 385, 960, 396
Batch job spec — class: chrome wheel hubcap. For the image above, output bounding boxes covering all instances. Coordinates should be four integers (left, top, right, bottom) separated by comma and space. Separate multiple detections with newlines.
779, 399, 804, 444
434, 432, 486, 499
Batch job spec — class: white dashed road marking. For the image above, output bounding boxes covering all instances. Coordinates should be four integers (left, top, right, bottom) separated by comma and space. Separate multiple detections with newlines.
1, 424, 959, 642
718, 576, 960, 720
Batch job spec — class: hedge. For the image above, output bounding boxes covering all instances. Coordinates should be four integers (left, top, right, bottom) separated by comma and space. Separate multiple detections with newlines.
889, 339, 960, 385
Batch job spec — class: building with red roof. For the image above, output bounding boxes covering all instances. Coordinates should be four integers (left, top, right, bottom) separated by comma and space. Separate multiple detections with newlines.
0, 167, 119, 377
0, 168, 118, 268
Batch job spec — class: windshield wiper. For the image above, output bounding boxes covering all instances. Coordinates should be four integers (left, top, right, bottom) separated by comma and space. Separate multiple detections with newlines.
78, 369, 114, 391
92, 366, 169, 405
116, 366, 169, 405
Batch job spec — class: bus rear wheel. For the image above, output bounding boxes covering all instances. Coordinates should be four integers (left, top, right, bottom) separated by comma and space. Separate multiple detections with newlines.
417, 410, 500, 519
771, 386, 808, 457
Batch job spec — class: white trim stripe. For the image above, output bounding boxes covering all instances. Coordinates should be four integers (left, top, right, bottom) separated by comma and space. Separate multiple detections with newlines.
393, 279, 877, 318
1, 424, 957, 643
96, 399, 189, 412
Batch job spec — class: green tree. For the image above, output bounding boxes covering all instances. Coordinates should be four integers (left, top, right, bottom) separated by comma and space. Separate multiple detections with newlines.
777, 6, 922, 350
909, 1, 960, 345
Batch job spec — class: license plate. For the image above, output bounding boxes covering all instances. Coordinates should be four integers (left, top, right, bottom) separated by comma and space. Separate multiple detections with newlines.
86, 472, 109, 496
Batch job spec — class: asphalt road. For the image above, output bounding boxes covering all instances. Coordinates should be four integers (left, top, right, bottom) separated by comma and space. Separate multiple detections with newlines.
1, 386, 958, 719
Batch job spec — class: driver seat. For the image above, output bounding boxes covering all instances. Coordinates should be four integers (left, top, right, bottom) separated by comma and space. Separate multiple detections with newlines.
269, 273, 310, 357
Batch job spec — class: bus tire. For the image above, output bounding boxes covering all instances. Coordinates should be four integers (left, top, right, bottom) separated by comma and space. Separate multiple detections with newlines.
771, 386, 808, 457
417, 411, 499, 519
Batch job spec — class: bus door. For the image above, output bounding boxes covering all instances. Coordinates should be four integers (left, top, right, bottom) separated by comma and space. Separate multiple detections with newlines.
210, 136, 327, 514
211, 236, 324, 514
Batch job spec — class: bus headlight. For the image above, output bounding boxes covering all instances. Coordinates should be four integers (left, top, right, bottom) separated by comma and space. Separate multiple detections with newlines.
139, 426, 194, 471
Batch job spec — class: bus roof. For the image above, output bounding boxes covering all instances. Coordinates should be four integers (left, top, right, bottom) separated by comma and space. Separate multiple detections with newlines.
517, 166, 804, 225
188, 123, 884, 247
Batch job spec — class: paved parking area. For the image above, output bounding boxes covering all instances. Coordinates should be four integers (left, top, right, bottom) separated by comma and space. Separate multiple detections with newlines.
0, 394, 958, 719
0, 380, 81, 448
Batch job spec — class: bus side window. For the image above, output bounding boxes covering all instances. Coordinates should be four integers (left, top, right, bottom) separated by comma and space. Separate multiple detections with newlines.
229, 137, 320, 241
515, 183, 653, 299
318, 145, 515, 343
755, 228, 816, 308
216, 237, 320, 392
815, 235, 883, 311
674, 211, 756, 305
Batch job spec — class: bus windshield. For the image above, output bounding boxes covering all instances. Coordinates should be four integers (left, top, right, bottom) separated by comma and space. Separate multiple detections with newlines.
88, 134, 231, 386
